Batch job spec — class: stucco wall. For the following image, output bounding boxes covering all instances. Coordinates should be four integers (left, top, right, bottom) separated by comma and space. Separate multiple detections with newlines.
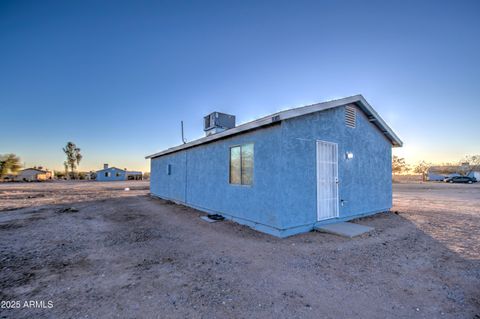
96, 168, 127, 181
276, 107, 342, 229
15, 169, 47, 181
151, 124, 284, 230
277, 105, 392, 230
150, 152, 187, 201
150, 104, 394, 236
339, 105, 392, 216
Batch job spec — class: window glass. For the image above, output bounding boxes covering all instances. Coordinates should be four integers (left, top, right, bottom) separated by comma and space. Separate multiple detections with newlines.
241, 144, 254, 185
229, 143, 254, 185
230, 146, 241, 184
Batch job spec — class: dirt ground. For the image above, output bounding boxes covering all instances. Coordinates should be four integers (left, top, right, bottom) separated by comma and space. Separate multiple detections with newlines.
0, 181, 479, 318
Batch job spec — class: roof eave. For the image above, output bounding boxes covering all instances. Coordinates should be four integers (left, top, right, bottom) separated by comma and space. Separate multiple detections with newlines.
355, 96, 403, 147
145, 94, 403, 159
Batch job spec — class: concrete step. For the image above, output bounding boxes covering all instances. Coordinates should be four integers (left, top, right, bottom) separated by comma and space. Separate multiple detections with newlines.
315, 222, 374, 238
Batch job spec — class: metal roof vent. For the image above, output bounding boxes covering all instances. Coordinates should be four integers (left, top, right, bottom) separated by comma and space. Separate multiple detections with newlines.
204, 112, 235, 136
345, 105, 356, 128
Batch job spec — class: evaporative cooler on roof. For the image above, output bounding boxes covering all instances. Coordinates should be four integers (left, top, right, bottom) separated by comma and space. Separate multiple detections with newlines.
203, 112, 236, 136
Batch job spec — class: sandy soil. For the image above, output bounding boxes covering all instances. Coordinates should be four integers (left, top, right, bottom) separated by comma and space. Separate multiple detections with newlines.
0, 181, 479, 318
0, 181, 149, 211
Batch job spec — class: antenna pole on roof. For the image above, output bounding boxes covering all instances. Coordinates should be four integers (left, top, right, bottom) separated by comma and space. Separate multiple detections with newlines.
181, 121, 187, 144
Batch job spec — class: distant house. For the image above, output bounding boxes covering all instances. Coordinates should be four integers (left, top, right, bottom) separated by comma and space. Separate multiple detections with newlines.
95, 164, 142, 181
427, 164, 479, 181
468, 171, 480, 181
79, 171, 96, 180
15, 168, 54, 182
1, 174, 15, 182
426, 172, 446, 181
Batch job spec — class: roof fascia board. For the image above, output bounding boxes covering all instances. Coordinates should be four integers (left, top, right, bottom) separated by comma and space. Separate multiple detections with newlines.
355, 96, 403, 147
96, 167, 126, 172
146, 95, 402, 159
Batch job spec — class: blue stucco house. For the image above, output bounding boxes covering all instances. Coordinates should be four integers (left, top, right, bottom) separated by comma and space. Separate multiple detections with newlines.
96, 164, 143, 181
146, 95, 402, 237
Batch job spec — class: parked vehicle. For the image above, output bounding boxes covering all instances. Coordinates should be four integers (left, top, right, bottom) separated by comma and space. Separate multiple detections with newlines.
444, 176, 477, 184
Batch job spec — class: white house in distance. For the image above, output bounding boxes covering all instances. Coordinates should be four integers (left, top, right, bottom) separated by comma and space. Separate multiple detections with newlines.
15, 168, 54, 182
95, 164, 142, 181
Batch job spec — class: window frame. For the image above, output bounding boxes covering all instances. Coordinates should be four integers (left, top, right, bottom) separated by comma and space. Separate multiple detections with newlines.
229, 143, 254, 186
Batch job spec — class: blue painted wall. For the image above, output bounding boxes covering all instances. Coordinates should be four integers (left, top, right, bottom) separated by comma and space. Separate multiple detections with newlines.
150, 104, 394, 237
96, 167, 127, 181
427, 173, 446, 181
151, 124, 284, 229
468, 171, 480, 180
277, 106, 391, 231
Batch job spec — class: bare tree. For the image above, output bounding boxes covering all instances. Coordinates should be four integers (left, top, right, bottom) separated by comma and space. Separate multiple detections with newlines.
392, 156, 408, 175
414, 161, 432, 181
62, 142, 82, 179
462, 155, 480, 176
0, 154, 22, 177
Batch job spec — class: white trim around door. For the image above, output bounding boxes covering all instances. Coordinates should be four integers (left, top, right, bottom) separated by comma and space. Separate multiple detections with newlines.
316, 140, 339, 221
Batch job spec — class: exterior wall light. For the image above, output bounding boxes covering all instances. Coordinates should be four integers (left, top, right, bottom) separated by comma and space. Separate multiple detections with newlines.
346, 152, 354, 160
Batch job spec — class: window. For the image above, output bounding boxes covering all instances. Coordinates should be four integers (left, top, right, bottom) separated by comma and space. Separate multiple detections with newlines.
105, 172, 110, 177
345, 105, 356, 128
230, 143, 254, 185
116, 172, 121, 177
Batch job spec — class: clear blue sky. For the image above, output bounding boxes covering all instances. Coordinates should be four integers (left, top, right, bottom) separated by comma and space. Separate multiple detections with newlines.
1, 0, 479, 172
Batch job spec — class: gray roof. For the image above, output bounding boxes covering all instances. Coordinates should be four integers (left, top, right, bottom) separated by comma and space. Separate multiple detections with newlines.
96, 167, 125, 173
126, 171, 142, 175
96, 167, 143, 174
146, 94, 402, 159
21, 168, 48, 173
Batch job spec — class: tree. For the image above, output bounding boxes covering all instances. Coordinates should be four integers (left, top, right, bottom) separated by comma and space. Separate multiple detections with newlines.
63, 161, 69, 179
392, 155, 408, 175
62, 142, 82, 179
0, 154, 22, 177
75, 150, 83, 170
414, 161, 432, 181
54, 170, 66, 180
462, 155, 480, 176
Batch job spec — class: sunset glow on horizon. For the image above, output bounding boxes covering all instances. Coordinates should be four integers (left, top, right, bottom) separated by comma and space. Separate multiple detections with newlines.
1, 1, 478, 172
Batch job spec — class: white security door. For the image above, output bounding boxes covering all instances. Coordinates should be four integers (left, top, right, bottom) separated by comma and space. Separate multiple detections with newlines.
316, 140, 339, 221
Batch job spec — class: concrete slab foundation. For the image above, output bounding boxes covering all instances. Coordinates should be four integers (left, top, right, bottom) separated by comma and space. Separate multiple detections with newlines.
315, 222, 374, 238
